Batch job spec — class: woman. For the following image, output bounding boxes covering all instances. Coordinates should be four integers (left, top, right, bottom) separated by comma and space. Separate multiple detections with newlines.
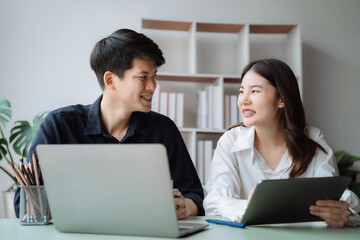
204, 58, 360, 228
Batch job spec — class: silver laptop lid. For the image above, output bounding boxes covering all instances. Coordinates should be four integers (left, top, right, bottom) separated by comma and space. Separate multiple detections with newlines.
37, 144, 181, 237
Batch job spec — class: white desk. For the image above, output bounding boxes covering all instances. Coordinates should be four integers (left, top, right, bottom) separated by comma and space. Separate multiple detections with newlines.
1, 217, 360, 240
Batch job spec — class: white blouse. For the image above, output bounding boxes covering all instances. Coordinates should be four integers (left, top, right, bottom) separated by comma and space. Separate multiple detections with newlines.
204, 125, 360, 225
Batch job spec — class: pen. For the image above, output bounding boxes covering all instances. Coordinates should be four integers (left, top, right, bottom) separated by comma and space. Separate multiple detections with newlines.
205, 219, 246, 228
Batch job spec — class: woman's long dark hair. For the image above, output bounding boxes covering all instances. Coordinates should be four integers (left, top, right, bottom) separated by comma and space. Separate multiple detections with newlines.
240, 58, 326, 178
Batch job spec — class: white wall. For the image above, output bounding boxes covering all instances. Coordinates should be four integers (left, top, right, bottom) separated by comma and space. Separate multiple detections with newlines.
1, 0, 359, 217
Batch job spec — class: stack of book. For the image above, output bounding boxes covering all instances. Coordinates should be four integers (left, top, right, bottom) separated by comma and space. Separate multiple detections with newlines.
224, 94, 242, 129
197, 85, 222, 130
151, 84, 184, 128
196, 140, 215, 184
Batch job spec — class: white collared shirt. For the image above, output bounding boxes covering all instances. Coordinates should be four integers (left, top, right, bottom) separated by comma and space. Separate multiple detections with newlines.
204, 125, 360, 225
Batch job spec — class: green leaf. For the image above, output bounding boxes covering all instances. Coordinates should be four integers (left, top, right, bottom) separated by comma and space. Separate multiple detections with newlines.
9, 111, 47, 158
0, 98, 12, 130
335, 150, 348, 161
335, 150, 360, 163
32, 111, 48, 135
10, 121, 32, 157
337, 155, 354, 170
0, 138, 9, 161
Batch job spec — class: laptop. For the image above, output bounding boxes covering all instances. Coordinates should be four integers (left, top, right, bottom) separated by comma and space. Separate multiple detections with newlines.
240, 176, 351, 226
36, 144, 208, 237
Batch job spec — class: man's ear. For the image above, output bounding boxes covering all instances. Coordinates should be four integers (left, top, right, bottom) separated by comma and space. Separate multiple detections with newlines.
278, 98, 285, 109
103, 71, 116, 90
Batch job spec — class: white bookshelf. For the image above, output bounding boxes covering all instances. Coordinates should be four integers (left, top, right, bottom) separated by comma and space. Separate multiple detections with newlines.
139, 19, 302, 179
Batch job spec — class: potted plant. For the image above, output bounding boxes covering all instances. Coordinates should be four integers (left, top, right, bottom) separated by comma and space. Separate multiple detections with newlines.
0, 98, 47, 218
335, 150, 360, 198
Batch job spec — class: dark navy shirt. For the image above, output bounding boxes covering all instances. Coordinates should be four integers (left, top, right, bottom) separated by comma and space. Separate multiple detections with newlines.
14, 95, 204, 217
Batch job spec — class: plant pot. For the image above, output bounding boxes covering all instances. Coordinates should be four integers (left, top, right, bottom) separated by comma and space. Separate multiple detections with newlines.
2, 189, 16, 218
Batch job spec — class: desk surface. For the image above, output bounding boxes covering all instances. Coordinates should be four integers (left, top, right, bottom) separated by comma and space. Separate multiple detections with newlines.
1, 217, 360, 240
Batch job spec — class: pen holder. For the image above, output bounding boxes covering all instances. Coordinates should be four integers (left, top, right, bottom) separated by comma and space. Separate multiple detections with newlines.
19, 186, 51, 225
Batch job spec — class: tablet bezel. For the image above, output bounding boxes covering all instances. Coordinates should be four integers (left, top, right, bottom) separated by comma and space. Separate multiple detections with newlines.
241, 176, 351, 225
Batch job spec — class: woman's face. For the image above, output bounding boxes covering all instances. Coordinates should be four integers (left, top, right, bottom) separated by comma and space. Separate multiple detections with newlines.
238, 70, 284, 128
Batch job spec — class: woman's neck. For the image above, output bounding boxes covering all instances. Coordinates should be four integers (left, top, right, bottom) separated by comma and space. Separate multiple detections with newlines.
254, 123, 285, 149
254, 123, 287, 171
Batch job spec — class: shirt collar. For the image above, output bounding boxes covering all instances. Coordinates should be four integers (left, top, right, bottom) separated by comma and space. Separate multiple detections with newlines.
230, 125, 292, 174
231, 126, 255, 152
128, 112, 151, 137
84, 95, 105, 136
84, 95, 150, 139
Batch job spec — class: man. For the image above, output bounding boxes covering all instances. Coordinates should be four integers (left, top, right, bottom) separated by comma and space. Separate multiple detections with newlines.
14, 29, 204, 219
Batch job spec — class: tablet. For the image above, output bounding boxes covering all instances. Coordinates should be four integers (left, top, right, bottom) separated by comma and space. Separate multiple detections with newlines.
240, 176, 351, 225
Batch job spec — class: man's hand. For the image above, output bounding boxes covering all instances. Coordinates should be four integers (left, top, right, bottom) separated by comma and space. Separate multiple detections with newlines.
173, 188, 198, 220
309, 200, 351, 228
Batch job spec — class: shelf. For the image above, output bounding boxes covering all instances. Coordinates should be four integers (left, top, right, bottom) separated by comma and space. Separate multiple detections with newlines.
250, 24, 297, 34
197, 22, 245, 33
141, 20, 195, 74
224, 77, 242, 84
196, 29, 248, 75
180, 128, 225, 134
142, 19, 192, 31
141, 18, 302, 175
156, 73, 219, 83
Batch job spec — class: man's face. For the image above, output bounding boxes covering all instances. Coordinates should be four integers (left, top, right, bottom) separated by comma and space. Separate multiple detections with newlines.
110, 58, 157, 113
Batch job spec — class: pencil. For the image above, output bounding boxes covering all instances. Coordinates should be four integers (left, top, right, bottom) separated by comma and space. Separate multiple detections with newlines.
20, 155, 25, 172
32, 153, 44, 219
24, 165, 35, 185
14, 164, 30, 186
8, 163, 26, 186
26, 162, 33, 175
32, 153, 40, 186
20, 155, 35, 185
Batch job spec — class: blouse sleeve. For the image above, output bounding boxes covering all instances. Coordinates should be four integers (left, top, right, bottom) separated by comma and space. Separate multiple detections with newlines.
203, 131, 247, 220
310, 127, 339, 177
310, 126, 360, 225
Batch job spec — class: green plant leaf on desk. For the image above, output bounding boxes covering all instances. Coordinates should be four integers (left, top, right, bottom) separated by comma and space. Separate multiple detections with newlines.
0, 97, 47, 186
0, 99, 12, 129
335, 150, 360, 171
0, 99, 13, 163
0, 138, 9, 160
10, 121, 33, 157
335, 150, 360, 198
9, 111, 47, 157
335, 150, 360, 161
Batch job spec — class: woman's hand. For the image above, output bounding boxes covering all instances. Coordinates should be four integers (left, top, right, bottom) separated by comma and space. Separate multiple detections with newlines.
309, 200, 351, 228
247, 186, 256, 203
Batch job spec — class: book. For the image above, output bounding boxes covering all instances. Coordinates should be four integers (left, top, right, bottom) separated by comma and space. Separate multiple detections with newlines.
151, 84, 161, 113
230, 95, 238, 125
197, 140, 204, 183
168, 93, 176, 122
224, 95, 230, 129
203, 140, 213, 183
176, 93, 184, 128
206, 85, 213, 129
212, 85, 222, 129
197, 90, 202, 128
159, 92, 168, 116
198, 90, 207, 129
